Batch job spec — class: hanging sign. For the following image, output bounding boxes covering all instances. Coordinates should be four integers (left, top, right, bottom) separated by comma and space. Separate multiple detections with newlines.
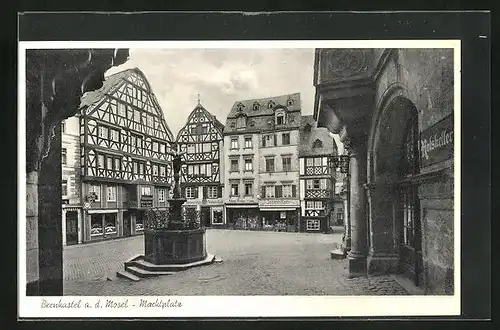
420, 114, 454, 167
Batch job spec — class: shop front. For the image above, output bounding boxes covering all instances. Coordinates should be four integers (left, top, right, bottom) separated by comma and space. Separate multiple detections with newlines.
225, 203, 259, 230
259, 199, 300, 232
87, 209, 120, 241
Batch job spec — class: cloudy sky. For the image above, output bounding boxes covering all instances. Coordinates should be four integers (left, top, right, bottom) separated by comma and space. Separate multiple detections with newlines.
106, 48, 316, 136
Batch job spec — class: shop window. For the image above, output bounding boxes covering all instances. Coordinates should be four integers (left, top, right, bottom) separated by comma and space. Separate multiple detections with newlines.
208, 186, 218, 199
105, 214, 117, 234
213, 209, 223, 224
306, 219, 320, 231
90, 215, 103, 237
282, 157, 291, 171
244, 158, 253, 171
135, 214, 144, 231
282, 133, 290, 145
158, 188, 165, 202
244, 183, 253, 196
107, 186, 116, 202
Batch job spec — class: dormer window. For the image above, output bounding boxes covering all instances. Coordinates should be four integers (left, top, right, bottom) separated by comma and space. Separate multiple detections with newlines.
275, 110, 286, 126
268, 100, 275, 109
287, 98, 294, 106
313, 139, 323, 148
236, 103, 245, 112
253, 102, 260, 111
236, 115, 247, 129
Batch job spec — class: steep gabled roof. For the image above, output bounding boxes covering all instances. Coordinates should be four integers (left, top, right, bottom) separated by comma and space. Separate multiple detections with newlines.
176, 103, 225, 142
79, 67, 174, 140
299, 115, 338, 157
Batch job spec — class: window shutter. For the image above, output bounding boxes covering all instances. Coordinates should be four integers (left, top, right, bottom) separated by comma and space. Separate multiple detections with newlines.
262, 135, 266, 147
274, 134, 277, 146
262, 186, 266, 198
218, 185, 223, 198
203, 186, 208, 199
292, 185, 297, 197
276, 185, 282, 198
194, 187, 199, 199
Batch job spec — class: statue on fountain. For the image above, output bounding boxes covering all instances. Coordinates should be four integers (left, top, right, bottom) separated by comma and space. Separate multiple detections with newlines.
166, 148, 186, 199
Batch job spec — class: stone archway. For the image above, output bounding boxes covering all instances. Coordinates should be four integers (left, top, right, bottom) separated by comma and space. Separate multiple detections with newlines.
365, 92, 420, 278
25, 49, 129, 296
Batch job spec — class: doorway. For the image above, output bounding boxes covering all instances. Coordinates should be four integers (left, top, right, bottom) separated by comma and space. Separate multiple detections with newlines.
372, 96, 423, 286
65, 211, 78, 245
201, 207, 211, 227
123, 211, 131, 237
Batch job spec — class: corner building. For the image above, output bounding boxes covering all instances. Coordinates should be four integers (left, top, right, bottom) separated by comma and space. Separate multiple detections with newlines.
298, 115, 339, 233
77, 68, 175, 243
224, 93, 301, 231
313, 49, 454, 294
176, 102, 225, 228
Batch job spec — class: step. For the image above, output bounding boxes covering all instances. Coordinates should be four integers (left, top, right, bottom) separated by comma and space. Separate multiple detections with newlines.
131, 254, 216, 272
126, 265, 175, 278
330, 249, 346, 259
116, 270, 141, 282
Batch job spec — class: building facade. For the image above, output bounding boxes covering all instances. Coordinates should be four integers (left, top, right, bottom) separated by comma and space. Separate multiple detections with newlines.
75, 67, 174, 243
61, 116, 83, 245
298, 115, 338, 233
224, 93, 301, 231
177, 101, 225, 228
313, 48, 455, 294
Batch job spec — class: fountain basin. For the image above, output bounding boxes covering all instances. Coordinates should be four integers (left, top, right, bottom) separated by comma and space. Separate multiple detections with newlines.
144, 227, 207, 265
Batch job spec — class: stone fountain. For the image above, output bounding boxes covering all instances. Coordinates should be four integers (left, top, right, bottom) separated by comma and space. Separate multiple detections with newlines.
117, 150, 216, 282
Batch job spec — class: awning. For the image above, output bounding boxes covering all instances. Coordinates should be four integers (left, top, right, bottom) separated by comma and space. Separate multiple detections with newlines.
225, 204, 259, 209
87, 209, 119, 214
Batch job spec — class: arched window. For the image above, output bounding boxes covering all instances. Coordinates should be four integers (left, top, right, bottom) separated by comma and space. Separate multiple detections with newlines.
267, 100, 275, 109
236, 115, 246, 129
253, 102, 260, 111
275, 110, 285, 126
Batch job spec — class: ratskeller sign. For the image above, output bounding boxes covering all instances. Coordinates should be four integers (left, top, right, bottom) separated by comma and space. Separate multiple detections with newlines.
420, 114, 454, 167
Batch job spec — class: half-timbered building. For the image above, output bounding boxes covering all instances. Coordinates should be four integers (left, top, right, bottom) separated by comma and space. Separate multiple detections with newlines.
176, 101, 225, 227
77, 67, 174, 243
298, 115, 339, 233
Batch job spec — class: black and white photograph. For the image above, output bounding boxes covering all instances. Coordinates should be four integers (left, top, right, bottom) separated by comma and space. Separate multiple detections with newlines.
17, 12, 475, 318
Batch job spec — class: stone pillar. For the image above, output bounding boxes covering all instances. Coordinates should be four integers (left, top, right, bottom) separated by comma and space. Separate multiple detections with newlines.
347, 143, 368, 277
77, 210, 82, 244
26, 172, 39, 295
38, 124, 63, 295
341, 190, 351, 252
61, 209, 67, 246
365, 183, 399, 275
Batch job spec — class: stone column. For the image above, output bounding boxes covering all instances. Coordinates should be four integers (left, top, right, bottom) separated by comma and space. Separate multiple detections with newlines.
38, 123, 63, 295
77, 210, 82, 244
26, 172, 39, 295
365, 183, 399, 275
347, 142, 368, 277
61, 209, 67, 246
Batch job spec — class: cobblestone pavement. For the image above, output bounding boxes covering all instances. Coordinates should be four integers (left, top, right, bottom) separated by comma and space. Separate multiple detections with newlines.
63, 229, 409, 296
